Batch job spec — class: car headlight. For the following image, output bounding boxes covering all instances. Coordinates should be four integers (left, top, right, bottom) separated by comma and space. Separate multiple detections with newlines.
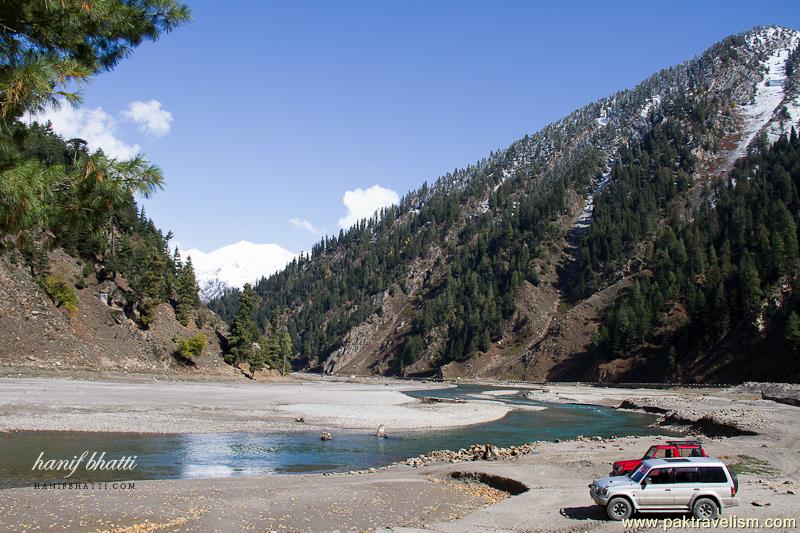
597, 487, 608, 496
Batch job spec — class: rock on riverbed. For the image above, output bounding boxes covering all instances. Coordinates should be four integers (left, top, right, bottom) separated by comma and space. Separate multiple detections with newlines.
402, 443, 538, 467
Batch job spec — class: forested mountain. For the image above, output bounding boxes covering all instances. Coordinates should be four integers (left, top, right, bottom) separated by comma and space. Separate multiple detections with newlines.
210, 26, 800, 383
0, 1, 232, 375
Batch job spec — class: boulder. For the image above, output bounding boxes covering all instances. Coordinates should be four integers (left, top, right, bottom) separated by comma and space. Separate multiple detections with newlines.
483, 444, 501, 461
376, 424, 388, 438
760, 383, 800, 407
236, 362, 253, 379
320, 431, 333, 441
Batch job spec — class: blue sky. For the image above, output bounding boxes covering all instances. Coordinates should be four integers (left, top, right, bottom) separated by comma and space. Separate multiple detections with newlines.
40, 0, 800, 253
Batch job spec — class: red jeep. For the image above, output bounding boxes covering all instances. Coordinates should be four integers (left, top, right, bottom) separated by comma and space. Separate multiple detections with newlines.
610, 440, 707, 476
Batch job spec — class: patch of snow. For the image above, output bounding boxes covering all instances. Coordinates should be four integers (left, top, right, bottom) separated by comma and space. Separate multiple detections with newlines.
640, 95, 661, 119
574, 160, 614, 233
728, 35, 798, 163
787, 98, 800, 130
181, 240, 297, 301
766, 94, 800, 142
494, 170, 510, 192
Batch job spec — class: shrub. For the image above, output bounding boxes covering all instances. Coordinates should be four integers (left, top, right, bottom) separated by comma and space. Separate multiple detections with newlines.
44, 275, 79, 312
195, 309, 206, 328
81, 262, 95, 279
136, 302, 157, 329
174, 333, 207, 364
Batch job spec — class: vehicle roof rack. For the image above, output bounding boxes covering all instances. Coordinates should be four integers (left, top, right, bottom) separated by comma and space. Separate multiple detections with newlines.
666, 440, 702, 446
664, 458, 692, 462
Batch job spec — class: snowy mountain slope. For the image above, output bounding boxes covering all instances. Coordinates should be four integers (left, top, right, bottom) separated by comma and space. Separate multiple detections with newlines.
181, 241, 297, 301
728, 28, 800, 163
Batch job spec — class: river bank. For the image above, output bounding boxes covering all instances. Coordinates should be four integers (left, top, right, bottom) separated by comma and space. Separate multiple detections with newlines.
0, 379, 798, 532
0, 376, 511, 433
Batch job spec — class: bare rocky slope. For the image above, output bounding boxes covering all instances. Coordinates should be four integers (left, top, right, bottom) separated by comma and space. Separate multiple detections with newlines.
0, 249, 236, 377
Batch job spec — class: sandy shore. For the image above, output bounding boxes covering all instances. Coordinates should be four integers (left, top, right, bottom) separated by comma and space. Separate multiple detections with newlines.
0, 376, 511, 433
0, 381, 798, 532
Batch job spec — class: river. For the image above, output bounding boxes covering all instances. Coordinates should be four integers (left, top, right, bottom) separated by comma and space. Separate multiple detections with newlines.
0, 384, 668, 488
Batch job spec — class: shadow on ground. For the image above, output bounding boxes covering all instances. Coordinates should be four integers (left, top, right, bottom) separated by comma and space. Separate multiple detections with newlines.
560, 505, 606, 520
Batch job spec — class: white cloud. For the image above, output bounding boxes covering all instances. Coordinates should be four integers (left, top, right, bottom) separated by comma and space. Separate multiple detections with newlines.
289, 218, 324, 236
25, 103, 140, 160
338, 185, 400, 229
123, 100, 173, 138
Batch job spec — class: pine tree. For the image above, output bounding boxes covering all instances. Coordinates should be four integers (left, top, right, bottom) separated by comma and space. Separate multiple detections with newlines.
738, 255, 762, 317
252, 333, 279, 372
227, 284, 259, 365
400, 335, 424, 369
280, 330, 293, 374
666, 346, 682, 382
0, 1, 190, 122
175, 257, 200, 326
173, 248, 183, 270
135, 245, 168, 326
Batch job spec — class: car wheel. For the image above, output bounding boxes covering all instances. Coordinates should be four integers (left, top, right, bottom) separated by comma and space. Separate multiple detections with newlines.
607, 497, 633, 521
692, 498, 719, 520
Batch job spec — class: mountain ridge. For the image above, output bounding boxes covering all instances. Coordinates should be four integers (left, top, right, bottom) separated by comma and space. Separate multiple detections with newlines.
209, 25, 800, 383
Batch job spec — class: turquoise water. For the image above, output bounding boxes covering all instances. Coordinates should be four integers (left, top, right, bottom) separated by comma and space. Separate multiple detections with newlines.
0, 385, 667, 488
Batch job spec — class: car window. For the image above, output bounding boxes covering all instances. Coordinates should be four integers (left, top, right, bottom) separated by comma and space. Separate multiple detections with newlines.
675, 467, 700, 483
631, 464, 649, 483
699, 467, 727, 483
647, 468, 673, 484
643, 446, 657, 459
679, 447, 697, 457
652, 448, 673, 459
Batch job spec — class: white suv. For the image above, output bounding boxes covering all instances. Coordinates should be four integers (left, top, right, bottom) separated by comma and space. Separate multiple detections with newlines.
589, 457, 740, 521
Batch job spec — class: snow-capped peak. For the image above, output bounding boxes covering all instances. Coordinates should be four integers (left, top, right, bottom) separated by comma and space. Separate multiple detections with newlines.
180, 240, 297, 302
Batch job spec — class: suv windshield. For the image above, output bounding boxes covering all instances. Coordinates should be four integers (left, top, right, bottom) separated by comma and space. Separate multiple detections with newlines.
643, 446, 657, 459
630, 464, 649, 482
